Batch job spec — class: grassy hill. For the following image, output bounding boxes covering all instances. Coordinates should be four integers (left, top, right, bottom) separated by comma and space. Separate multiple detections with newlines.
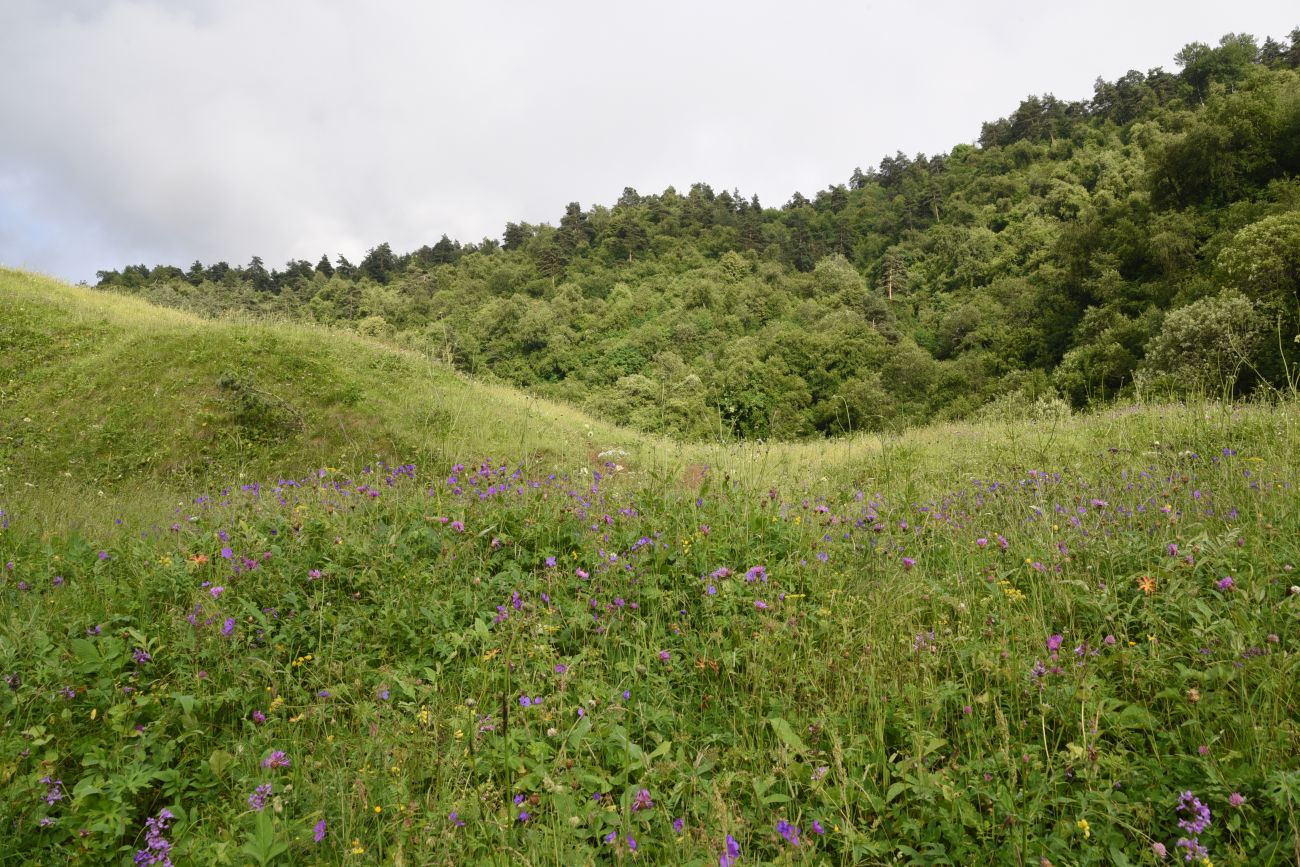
1, 268, 659, 523
2, 271, 1299, 864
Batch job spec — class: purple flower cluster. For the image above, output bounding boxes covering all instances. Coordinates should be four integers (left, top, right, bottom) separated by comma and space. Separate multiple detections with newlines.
248, 783, 272, 812
1175, 790, 1211, 862
39, 776, 64, 805
776, 819, 801, 846
133, 808, 175, 866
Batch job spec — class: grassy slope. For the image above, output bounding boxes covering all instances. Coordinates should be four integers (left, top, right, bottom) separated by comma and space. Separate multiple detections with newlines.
9, 269, 1296, 525
1, 269, 664, 524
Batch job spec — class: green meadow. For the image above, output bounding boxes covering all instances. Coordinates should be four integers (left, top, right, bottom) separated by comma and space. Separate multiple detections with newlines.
2, 271, 1298, 865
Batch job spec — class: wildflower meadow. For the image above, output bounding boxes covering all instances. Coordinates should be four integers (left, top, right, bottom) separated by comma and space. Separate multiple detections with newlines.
3, 398, 1298, 864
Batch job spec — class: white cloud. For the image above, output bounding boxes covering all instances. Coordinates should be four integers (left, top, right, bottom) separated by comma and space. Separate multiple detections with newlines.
1, 0, 1295, 280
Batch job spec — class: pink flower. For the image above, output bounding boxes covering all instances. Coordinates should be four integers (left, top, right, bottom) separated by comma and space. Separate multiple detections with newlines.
261, 750, 290, 769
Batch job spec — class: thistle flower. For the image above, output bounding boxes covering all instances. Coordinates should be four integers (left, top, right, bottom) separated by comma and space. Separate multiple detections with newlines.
261, 750, 290, 769
632, 788, 654, 811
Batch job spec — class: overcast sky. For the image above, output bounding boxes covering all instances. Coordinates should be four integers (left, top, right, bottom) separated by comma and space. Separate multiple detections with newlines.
1, 0, 1295, 283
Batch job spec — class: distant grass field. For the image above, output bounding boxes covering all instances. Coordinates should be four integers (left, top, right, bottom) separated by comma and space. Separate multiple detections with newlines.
2, 271, 1298, 865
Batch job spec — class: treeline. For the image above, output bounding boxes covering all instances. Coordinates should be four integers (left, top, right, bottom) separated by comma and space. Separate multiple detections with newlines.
96, 31, 1300, 439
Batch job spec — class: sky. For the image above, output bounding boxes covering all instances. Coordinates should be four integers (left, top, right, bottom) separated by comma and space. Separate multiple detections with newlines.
0, 1, 1296, 283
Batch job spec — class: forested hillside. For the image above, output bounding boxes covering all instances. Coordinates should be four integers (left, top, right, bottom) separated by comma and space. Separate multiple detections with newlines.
95, 31, 1300, 439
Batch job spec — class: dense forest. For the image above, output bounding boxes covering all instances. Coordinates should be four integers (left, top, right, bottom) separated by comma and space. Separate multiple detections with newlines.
95, 30, 1300, 439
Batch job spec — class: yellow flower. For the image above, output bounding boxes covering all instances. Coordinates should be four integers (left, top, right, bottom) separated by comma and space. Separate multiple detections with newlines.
374, 805, 382, 814
1076, 818, 1090, 839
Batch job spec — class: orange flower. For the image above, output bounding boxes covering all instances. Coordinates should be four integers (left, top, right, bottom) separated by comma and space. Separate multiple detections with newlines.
188, 553, 209, 566
1137, 575, 1156, 595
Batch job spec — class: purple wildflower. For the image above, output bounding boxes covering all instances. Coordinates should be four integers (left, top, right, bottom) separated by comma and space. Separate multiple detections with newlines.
222, 618, 235, 636
632, 788, 654, 811
449, 811, 465, 828
720, 834, 741, 867
132, 648, 152, 665
248, 783, 272, 812
673, 817, 684, 834
261, 750, 290, 769
313, 819, 327, 842
133, 808, 175, 866
776, 819, 801, 846
39, 776, 64, 805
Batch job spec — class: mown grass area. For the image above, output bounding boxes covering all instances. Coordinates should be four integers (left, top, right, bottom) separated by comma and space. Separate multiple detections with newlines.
2, 272, 1299, 865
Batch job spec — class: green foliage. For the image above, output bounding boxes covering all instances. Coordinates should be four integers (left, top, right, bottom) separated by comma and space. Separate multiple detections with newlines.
1140, 292, 1267, 393
90, 29, 1300, 440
